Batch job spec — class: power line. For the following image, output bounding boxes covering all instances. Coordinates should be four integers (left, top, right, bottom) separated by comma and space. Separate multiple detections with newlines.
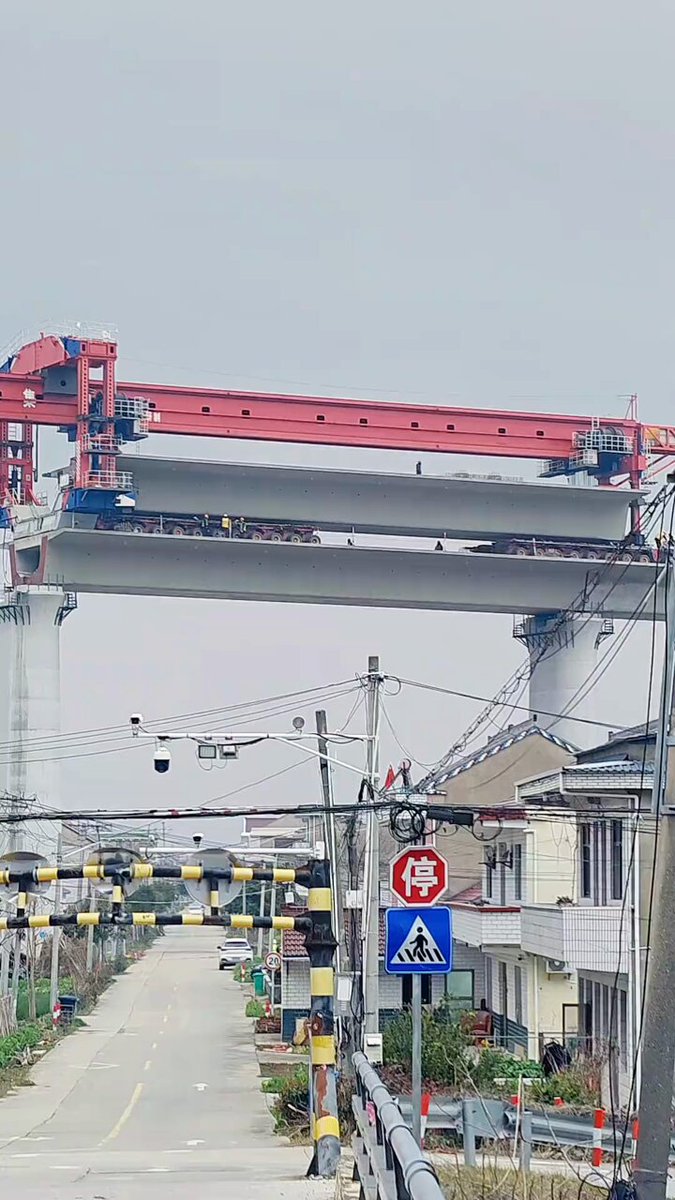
0, 679, 361, 755
415, 485, 673, 788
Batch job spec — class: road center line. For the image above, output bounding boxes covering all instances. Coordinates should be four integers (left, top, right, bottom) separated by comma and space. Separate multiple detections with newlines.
152, 1041, 158, 1050
100, 1081, 144, 1145
144, 1059, 152, 1072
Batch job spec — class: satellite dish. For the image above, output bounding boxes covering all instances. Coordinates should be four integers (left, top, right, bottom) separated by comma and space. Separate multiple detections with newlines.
183, 847, 243, 910
0, 850, 50, 897
85, 846, 143, 897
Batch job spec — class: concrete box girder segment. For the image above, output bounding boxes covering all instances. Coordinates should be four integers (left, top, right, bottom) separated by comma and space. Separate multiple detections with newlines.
12, 526, 663, 620
116, 456, 639, 543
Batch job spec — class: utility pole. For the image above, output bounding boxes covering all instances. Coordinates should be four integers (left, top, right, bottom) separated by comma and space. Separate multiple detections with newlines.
257, 882, 266, 958
49, 877, 62, 1016
85, 883, 96, 972
363, 655, 382, 1043
315, 710, 342, 974
49, 830, 62, 1016
268, 881, 276, 954
635, 548, 675, 1200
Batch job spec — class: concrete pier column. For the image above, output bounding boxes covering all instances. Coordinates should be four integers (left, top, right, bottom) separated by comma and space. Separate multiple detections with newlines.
0, 588, 75, 859
514, 611, 614, 749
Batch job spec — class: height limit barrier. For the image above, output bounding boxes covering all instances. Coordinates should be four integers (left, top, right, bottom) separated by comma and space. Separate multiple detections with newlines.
0, 855, 341, 1178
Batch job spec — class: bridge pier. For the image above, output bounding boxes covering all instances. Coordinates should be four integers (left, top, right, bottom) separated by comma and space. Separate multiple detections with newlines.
0, 588, 75, 859
514, 611, 614, 749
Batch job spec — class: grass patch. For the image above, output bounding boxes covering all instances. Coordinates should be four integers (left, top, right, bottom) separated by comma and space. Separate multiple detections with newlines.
437, 1164, 605, 1200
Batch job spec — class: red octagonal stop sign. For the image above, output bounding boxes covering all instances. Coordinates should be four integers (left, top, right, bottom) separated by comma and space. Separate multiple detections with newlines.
390, 846, 448, 907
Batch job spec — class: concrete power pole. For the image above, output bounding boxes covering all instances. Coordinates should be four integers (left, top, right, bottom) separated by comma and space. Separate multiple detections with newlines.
363, 655, 382, 1043
634, 553, 675, 1200
315, 709, 342, 975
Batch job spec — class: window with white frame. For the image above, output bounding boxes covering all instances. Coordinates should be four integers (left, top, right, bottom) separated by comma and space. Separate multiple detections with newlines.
611, 820, 624, 900
485, 853, 494, 900
498, 842, 507, 906
580, 823, 592, 898
580, 818, 626, 906
513, 843, 523, 901
485, 956, 493, 1009
514, 964, 523, 1025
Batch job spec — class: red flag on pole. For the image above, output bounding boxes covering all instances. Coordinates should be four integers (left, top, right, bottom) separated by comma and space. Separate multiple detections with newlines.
384, 765, 397, 790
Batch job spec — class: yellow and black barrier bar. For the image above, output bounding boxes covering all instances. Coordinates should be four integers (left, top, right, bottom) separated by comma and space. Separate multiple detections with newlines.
0, 912, 313, 932
305, 859, 340, 1180
0, 863, 311, 886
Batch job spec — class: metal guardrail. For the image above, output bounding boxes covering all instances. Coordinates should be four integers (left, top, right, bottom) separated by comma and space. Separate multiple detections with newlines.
352, 1052, 445, 1200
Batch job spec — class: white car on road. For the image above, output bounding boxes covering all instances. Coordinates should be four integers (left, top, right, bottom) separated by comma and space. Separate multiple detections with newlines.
218, 938, 254, 969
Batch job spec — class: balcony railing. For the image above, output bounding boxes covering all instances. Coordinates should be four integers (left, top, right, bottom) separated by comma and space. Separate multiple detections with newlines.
450, 902, 521, 948
521, 904, 629, 974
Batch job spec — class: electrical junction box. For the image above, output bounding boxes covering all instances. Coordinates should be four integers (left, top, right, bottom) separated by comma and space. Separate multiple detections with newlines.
363, 1033, 383, 1065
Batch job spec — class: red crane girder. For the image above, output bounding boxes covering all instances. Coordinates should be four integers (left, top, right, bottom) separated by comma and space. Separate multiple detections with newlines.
2, 333, 675, 482
0, 368, 657, 463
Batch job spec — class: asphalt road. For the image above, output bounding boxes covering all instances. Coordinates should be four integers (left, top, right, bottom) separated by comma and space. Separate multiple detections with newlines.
0, 930, 331, 1199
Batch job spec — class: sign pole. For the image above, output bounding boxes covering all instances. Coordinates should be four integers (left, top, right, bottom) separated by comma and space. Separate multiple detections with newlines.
412, 973, 422, 1147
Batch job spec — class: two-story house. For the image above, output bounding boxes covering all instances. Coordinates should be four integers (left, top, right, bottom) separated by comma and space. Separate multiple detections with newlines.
516, 725, 655, 1108
450, 804, 578, 1058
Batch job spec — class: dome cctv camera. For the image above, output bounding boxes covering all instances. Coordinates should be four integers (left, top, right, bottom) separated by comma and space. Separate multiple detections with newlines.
153, 745, 171, 774
130, 714, 144, 739
192, 833, 203, 847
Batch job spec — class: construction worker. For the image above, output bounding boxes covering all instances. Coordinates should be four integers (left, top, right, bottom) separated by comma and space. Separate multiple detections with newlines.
201, 513, 210, 533
234, 516, 246, 538
221, 514, 232, 536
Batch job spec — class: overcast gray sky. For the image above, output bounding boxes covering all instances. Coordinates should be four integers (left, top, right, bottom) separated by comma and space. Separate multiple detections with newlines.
0, 1, 669, 837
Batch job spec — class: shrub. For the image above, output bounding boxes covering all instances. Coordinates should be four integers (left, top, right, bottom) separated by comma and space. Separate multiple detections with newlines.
383, 1003, 471, 1088
530, 1061, 600, 1107
0, 1022, 45, 1069
473, 1047, 543, 1088
270, 1066, 310, 1133
245, 999, 265, 1018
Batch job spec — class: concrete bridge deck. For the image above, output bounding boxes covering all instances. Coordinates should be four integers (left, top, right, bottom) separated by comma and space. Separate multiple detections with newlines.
115, 455, 638, 542
13, 523, 662, 619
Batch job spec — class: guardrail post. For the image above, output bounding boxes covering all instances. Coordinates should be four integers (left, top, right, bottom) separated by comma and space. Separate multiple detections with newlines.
304, 857, 340, 1179
462, 1100, 477, 1167
520, 1110, 532, 1173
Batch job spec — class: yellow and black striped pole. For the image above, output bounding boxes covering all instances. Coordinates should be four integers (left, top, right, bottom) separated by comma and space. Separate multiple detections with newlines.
305, 858, 340, 1179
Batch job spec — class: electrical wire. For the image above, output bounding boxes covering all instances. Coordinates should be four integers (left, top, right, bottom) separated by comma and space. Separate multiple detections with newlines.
0, 685, 363, 767
0, 678, 362, 755
415, 485, 673, 789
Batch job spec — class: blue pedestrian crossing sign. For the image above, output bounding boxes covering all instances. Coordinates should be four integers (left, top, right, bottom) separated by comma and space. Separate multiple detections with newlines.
385, 906, 453, 975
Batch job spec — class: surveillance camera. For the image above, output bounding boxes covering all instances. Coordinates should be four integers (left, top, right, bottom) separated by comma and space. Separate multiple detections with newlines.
292, 716, 305, 732
130, 714, 144, 738
153, 745, 171, 774
192, 833, 203, 847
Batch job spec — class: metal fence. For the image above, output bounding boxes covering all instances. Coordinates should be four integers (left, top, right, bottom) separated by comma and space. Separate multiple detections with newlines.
352, 1052, 445, 1200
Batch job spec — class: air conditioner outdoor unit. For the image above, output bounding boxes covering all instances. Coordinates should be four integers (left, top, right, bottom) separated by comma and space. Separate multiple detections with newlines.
546, 959, 568, 974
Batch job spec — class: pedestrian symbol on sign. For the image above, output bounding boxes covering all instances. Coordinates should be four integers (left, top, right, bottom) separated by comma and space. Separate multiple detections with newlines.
385, 906, 452, 975
392, 916, 446, 966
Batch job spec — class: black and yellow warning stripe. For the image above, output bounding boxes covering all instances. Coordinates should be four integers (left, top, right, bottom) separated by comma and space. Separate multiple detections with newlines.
0, 912, 311, 932
0, 863, 310, 886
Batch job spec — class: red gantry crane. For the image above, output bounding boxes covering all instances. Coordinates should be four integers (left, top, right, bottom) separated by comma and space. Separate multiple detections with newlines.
1, 332, 674, 531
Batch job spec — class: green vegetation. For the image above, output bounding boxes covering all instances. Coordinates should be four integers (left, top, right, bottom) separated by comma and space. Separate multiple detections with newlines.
382, 1002, 601, 1107
0, 1020, 48, 1069
267, 1065, 309, 1132
245, 999, 265, 1018
15, 976, 75, 1022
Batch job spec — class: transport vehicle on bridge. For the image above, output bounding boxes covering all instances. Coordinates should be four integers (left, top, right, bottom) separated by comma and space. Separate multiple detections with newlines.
94, 509, 321, 543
